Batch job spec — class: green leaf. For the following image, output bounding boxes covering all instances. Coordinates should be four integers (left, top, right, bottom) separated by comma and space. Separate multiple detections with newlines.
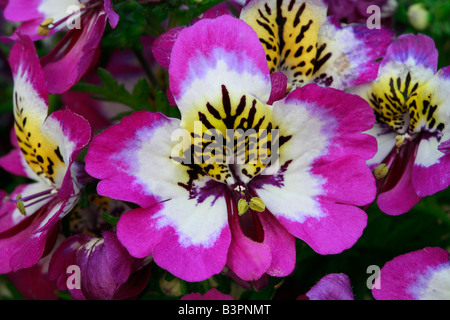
102, 212, 120, 226
70, 69, 155, 112
132, 77, 154, 111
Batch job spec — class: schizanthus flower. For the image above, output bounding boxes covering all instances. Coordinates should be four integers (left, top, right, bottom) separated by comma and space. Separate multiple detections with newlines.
348, 34, 450, 215
85, 15, 376, 282
0, 34, 91, 273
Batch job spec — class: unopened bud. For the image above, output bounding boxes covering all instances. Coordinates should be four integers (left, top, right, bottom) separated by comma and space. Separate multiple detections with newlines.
407, 3, 430, 31
159, 274, 183, 297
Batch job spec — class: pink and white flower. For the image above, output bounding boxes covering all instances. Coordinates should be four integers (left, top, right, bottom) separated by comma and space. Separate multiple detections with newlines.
0, 34, 91, 273
347, 33, 450, 215
85, 15, 376, 282
372, 247, 450, 300
153, 0, 393, 105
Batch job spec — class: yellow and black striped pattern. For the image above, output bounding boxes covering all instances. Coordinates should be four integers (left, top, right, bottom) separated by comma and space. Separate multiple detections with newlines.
173, 85, 291, 186
367, 72, 445, 135
13, 90, 66, 186
241, 0, 327, 86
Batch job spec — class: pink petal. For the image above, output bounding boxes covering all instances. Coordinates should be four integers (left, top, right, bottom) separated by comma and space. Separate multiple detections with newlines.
305, 273, 354, 300
372, 247, 450, 300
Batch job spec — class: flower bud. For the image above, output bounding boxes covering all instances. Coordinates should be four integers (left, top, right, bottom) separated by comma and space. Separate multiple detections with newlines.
407, 4, 430, 31
159, 274, 183, 297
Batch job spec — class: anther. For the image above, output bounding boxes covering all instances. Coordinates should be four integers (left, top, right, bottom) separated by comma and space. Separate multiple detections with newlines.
37, 18, 54, 36
249, 197, 265, 212
373, 163, 389, 179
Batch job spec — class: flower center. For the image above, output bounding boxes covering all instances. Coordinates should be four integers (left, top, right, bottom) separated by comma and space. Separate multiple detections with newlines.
13, 90, 66, 187
368, 72, 445, 136
175, 85, 289, 186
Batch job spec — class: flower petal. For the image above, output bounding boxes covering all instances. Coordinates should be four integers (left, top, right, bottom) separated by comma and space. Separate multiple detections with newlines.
377, 152, 421, 215
117, 203, 231, 282
256, 210, 296, 277
310, 18, 394, 89
0, 200, 62, 273
372, 247, 450, 300
252, 84, 375, 254
363, 122, 397, 169
380, 33, 438, 74
411, 66, 450, 196
104, 0, 119, 28
306, 273, 354, 300
85, 111, 174, 208
169, 15, 271, 112
103, 231, 135, 285
240, 0, 327, 86
152, 25, 185, 70
41, 8, 106, 94
77, 237, 117, 300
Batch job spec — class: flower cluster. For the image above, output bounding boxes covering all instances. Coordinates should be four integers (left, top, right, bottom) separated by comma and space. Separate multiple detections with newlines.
0, 0, 449, 301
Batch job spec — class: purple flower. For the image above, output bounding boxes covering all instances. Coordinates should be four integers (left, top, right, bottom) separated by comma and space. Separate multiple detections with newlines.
0, 34, 91, 274
3, 0, 119, 94
47, 195, 152, 300
85, 15, 376, 282
348, 34, 450, 215
372, 247, 450, 300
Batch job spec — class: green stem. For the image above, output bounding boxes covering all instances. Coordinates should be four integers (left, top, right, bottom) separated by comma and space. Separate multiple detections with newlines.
132, 47, 161, 91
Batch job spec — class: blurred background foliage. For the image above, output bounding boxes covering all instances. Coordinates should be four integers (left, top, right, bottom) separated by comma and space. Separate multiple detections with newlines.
0, 0, 449, 300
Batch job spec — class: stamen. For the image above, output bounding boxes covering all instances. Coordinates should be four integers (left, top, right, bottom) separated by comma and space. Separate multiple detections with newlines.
373, 163, 389, 179
8, 188, 56, 204
16, 199, 27, 216
248, 197, 265, 212
37, 18, 54, 36
395, 135, 405, 148
36, 1, 101, 36
238, 198, 249, 216
7, 188, 58, 216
